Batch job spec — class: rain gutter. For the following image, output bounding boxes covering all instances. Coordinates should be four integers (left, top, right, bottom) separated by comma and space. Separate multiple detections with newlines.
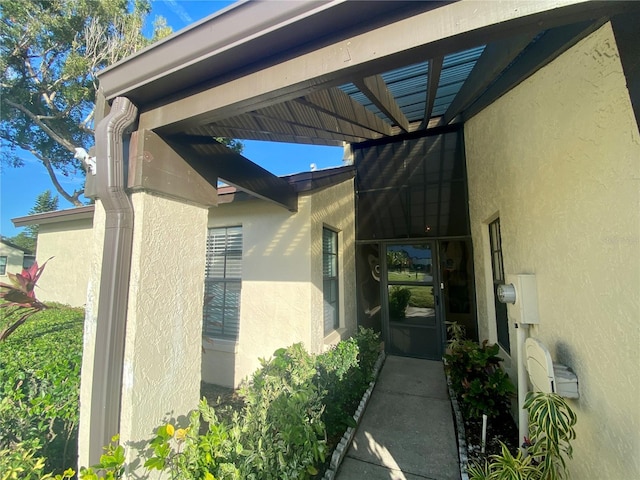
88, 97, 138, 463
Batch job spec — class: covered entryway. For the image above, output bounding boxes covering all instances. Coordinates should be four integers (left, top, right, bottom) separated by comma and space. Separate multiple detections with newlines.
80, 0, 640, 469
353, 127, 475, 359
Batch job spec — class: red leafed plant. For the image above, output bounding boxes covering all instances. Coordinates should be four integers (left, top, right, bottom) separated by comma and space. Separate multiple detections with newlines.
0, 258, 51, 341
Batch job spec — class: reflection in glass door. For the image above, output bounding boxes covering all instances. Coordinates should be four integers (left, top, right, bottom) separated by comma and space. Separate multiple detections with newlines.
384, 243, 443, 360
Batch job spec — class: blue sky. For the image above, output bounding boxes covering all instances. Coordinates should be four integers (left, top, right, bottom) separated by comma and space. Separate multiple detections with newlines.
0, 0, 344, 237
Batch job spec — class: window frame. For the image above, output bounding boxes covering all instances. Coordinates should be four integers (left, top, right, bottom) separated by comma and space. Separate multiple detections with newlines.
0, 256, 7, 276
488, 218, 510, 353
322, 226, 339, 335
203, 226, 243, 341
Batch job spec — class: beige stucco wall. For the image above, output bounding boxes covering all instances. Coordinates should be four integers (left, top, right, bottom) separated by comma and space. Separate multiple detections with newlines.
465, 22, 640, 479
0, 241, 25, 278
78, 194, 207, 473
202, 178, 356, 387
35, 218, 93, 307
120, 192, 207, 471
78, 201, 106, 468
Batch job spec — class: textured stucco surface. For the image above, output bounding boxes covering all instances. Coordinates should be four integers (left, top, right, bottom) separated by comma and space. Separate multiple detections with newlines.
0, 241, 25, 278
119, 193, 208, 470
465, 23, 640, 479
202, 178, 356, 387
78, 201, 107, 468
35, 218, 93, 306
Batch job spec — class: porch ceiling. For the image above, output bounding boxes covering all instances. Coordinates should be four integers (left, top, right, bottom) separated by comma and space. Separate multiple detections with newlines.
98, 0, 638, 159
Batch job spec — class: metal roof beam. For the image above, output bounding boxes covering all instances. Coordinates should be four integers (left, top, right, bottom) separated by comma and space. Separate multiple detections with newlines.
198, 114, 363, 144
463, 18, 607, 122
420, 56, 443, 129
253, 101, 380, 140
166, 135, 298, 212
611, 12, 640, 134
441, 32, 538, 126
196, 127, 345, 147
137, 0, 628, 134
354, 75, 410, 132
299, 88, 393, 136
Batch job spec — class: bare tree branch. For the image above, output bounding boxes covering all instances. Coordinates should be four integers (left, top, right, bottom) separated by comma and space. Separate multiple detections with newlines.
5, 99, 77, 153
12, 138, 84, 205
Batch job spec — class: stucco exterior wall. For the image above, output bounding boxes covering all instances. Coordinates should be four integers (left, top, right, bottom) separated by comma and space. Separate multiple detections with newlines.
35, 218, 93, 307
0, 241, 25, 278
309, 178, 357, 353
202, 178, 356, 387
119, 192, 207, 470
78, 201, 106, 468
465, 23, 640, 479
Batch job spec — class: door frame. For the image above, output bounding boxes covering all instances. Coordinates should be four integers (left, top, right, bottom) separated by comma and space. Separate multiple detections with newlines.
380, 240, 445, 359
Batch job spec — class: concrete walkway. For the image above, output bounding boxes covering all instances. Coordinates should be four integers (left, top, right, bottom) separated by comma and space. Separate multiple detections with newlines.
336, 356, 460, 480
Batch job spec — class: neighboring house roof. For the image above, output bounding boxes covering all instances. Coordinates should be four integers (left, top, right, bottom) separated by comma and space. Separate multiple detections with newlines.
219, 165, 356, 204
0, 237, 32, 254
12, 205, 95, 227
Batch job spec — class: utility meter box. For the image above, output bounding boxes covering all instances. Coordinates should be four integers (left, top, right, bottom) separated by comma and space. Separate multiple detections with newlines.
505, 274, 540, 324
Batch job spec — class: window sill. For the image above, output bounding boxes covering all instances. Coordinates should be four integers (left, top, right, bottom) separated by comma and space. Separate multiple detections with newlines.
202, 336, 239, 354
323, 328, 348, 350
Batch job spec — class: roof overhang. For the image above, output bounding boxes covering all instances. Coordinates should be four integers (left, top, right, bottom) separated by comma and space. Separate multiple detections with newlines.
95, 0, 639, 204
12, 205, 95, 227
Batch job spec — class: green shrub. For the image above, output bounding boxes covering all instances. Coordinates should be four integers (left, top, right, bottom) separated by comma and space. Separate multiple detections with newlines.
80, 331, 382, 480
444, 323, 514, 419
240, 344, 326, 479
0, 440, 75, 480
317, 328, 381, 438
0, 305, 84, 474
353, 326, 382, 378
389, 286, 411, 319
317, 338, 361, 438
143, 404, 242, 480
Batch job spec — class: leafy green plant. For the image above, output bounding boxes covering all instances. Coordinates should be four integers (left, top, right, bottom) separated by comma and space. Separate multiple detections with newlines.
353, 327, 381, 380
468, 392, 577, 480
0, 440, 74, 480
240, 344, 326, 479
524, 392, 577, 480
468, 442, 538, 480
388, 286, 411, 319
0, 259, 51, 341
143, 404, 242, 480
317, 338, 361, 438
444, 328, 515, 419
76, 332, 382, 480
79, 435, 126, 480
0, 304, 83, 474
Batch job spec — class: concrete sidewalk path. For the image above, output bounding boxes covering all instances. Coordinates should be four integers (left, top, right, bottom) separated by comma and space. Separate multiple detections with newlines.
336, 356, 460, 480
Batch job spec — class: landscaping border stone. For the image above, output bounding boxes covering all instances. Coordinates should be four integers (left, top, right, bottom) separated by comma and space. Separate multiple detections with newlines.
445, 361, 470, 480
321, 350, 387, 480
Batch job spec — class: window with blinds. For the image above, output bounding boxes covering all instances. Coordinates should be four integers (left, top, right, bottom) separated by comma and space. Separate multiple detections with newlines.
323, 227, 339, 334
203, 226, 242, 340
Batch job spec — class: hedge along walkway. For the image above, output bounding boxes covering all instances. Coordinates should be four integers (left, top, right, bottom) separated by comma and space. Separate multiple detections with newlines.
336, 356, 460, 480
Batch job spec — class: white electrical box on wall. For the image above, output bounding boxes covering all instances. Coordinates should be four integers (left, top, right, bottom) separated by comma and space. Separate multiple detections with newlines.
505, 274, 540, 324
